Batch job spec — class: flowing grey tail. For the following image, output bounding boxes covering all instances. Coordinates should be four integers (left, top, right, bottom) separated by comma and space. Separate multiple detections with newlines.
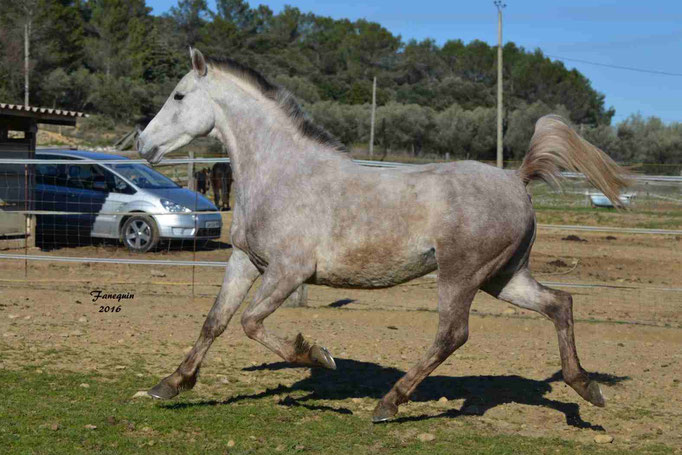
517, 115, 631, 208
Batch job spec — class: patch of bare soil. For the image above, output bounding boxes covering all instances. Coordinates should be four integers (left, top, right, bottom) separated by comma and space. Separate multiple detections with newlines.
562, 235, 587, 242
0, 230, 680, 450
37, 129, 79, 146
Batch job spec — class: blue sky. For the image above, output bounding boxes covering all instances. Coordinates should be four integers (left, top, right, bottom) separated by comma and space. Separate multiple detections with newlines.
147, 0, 682, 124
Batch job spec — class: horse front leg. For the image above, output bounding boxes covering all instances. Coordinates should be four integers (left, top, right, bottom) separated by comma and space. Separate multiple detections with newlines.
240, 261, 336, 370
148, 249, 259, 399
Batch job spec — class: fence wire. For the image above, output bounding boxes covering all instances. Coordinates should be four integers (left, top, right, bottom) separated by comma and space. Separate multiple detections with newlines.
1, 153, 680, 310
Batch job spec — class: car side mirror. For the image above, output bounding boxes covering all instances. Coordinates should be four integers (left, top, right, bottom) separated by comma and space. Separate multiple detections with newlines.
92, 176, 108, 192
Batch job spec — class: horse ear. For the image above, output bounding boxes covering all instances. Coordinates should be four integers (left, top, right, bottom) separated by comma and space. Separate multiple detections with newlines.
190, 48, 207, 78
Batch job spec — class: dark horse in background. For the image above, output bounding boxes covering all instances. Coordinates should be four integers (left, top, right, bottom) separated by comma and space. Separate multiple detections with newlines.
210, 162, 232, 211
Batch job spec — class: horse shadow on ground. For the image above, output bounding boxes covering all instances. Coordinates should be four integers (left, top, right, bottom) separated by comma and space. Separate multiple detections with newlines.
162, 358, 629, 430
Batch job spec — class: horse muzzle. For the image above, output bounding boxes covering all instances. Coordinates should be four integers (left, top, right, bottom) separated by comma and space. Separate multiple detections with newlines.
136, 137, 162, 164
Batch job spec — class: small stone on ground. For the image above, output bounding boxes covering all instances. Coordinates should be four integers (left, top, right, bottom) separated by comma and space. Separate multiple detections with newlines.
417, 433, 435, 442
594, 434, 614, 444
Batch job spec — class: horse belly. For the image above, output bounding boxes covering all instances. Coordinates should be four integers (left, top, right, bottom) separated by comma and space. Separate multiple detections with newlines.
313, 243, 437, 289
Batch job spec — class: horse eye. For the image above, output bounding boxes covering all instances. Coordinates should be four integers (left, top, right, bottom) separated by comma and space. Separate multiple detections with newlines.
174, 93, 184, 101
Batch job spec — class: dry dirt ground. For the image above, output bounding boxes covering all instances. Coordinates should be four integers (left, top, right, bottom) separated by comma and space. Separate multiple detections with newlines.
0, 215, 680, 451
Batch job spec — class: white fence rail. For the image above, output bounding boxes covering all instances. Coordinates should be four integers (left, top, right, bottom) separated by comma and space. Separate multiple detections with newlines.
1, 154, 680, 288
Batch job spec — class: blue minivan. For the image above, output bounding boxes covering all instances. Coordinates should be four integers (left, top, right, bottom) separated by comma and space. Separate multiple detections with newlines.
34, 149, 222, 252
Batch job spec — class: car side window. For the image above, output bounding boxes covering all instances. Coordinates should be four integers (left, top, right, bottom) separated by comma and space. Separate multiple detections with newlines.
102, 167, 135, 194
66, 164, 112, 191
36, 155, 71, 187
35, 163, 58, 185
66, 164, 92, 190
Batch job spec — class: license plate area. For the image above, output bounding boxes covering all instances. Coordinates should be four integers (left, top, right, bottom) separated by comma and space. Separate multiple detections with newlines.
205, 220, 220, 229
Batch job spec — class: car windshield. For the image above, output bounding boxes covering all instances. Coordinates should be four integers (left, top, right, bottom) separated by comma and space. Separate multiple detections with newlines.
107, 163, 179, 189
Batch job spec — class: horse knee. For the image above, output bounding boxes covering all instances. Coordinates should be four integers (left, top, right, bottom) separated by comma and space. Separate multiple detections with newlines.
240, 311, 261, 340
435, 325, 468, 361
200, 317, 225, 340
452, 326, 469, 350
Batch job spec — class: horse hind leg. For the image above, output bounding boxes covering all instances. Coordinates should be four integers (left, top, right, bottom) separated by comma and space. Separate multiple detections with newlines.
148, 249, 259, 399
223, 179, 231, 210
212, 179, 221, 209
483, 268, 605, 407
373, 278, 477, 422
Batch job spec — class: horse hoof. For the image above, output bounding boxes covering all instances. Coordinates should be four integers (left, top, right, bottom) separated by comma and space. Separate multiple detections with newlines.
310, 345, 337, 370
586, 381, 606, 407
148, 379, 179, 400
372, 400, 398, 423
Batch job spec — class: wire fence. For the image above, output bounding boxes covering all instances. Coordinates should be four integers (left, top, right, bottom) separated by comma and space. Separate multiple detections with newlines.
0, 152, 680, 304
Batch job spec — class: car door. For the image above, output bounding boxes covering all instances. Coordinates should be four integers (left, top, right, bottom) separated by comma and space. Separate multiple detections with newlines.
34, 157, 72, 238
64, 163, 108, 237
90, 165, 135, 238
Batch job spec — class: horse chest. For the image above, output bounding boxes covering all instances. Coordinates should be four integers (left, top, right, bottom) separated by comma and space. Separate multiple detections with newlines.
229, 207, 278, 264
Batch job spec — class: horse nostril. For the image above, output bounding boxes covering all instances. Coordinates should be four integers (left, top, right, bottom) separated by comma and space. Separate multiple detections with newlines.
147, 145, 161, 164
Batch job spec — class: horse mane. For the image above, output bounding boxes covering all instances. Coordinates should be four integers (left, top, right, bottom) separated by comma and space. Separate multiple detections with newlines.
204, 56, 346, 153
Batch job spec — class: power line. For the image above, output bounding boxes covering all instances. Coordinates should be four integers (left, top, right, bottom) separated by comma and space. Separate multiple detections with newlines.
547, 55, 682, 77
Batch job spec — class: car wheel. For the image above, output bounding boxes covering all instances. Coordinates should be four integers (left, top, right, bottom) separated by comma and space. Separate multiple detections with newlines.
121, 215, 159, 253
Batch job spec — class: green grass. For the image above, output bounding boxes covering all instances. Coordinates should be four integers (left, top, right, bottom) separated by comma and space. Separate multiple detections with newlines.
0, 368, 675, 455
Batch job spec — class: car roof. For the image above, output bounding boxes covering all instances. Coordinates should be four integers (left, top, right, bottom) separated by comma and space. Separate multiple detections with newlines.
36, 149, 130, 161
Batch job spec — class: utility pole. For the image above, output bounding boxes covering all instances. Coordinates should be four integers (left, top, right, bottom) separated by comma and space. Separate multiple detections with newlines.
494, 1, 506, 168
369, 76, 377, 158
24, 20, 30, 106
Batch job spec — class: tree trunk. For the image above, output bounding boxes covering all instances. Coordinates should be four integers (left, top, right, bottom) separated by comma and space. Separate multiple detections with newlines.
283, 284, 308, 308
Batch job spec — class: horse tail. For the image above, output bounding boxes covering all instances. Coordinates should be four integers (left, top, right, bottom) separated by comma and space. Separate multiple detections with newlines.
517, 115, 630, 208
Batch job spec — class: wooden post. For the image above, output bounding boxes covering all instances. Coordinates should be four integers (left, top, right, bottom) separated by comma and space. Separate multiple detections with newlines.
283, 284, 308, 308
369, 76, 376, 158
187, 150, 195, 190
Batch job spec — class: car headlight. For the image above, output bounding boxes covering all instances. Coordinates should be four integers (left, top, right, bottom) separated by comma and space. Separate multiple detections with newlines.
161, 199, 191, 213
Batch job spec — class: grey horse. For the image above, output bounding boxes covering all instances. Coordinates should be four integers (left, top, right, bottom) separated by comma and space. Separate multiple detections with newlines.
137, 49, 628, 422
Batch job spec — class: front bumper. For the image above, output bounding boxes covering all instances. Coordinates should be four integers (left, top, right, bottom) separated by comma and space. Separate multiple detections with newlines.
155, 212, 223, 239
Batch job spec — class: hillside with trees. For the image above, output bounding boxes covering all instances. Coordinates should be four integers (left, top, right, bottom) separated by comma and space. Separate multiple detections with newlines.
1, 0, 680, 166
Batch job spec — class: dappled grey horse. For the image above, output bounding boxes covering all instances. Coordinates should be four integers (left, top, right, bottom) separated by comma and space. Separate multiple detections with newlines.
137, 49, 628, 422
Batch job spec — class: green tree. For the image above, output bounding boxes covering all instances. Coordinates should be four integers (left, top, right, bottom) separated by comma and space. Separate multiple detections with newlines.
434, 104, 496, 159
84, 0, 151, 77
169, 0, 210, 46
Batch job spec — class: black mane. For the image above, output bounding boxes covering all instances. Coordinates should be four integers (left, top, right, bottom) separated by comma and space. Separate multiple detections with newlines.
205, 56, 345, 153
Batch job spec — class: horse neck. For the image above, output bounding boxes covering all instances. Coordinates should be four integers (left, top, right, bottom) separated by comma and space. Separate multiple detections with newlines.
209, 79, 345, 190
